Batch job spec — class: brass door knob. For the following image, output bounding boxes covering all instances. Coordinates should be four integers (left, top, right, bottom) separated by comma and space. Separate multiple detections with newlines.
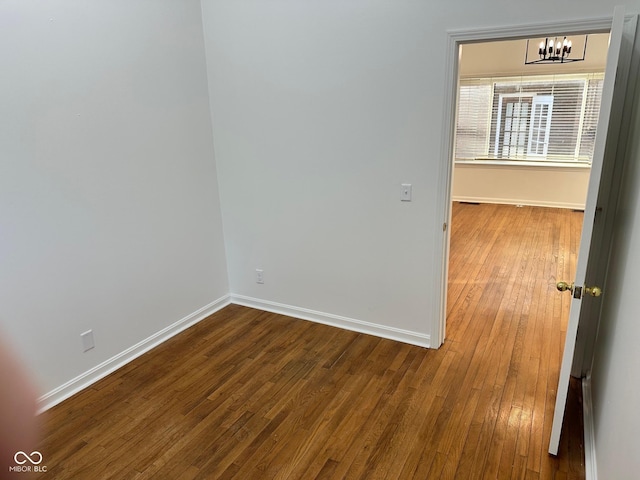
585, 286, 603, 297
556, 281, 574, 293
556, 281, 602, 298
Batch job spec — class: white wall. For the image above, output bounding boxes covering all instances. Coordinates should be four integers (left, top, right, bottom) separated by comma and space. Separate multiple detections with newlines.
590, 35, 640, 478
0, 0, 229, 397
453, 163, 590, 209
201, 0, 439, 343
200, 0, 638, 345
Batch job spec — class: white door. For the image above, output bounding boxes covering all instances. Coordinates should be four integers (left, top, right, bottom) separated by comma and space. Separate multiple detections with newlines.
548, 6, 634, 455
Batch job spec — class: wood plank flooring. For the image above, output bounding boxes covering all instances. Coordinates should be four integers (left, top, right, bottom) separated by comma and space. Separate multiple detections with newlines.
34, 202, 585, 479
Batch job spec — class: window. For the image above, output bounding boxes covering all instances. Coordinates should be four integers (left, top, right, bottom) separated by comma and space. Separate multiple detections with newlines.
494, 94, 534, 158
455, 73, 604, 164
527, 95, 553, 157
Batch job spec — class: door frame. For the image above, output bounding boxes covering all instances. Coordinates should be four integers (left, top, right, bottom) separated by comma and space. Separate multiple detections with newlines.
432, 15, 614, 349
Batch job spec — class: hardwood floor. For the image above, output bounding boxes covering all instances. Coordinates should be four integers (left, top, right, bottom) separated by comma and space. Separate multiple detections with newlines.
35, 203, 585, 479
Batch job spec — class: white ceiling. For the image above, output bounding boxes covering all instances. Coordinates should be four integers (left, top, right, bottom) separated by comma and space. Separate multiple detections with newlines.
460, 33, 610, 77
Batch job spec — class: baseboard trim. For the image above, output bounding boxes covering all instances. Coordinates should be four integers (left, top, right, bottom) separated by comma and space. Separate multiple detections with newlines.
230, 294, 431, 348
583, 375, 597, 480
452, 196, 585, 210
37, 295, 231, 413
37, 294, 431, 412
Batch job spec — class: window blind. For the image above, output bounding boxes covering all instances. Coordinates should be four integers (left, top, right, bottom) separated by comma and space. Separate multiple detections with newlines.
455, 73, 604, 164
455, 81, 492, 160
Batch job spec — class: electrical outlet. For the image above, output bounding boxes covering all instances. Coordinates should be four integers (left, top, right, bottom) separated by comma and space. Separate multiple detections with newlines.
401, 183, 412, 201
81, 330, 95, 352
256, 269, 264, 284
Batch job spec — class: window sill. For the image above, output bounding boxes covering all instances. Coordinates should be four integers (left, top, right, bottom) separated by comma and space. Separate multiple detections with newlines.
455, 159, 592, 169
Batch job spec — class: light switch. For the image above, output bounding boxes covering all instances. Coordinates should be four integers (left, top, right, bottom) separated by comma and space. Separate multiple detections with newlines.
401, 184, 412, 201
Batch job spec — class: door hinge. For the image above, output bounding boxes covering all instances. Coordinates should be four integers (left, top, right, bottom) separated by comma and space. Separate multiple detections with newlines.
443, 222, 447, 232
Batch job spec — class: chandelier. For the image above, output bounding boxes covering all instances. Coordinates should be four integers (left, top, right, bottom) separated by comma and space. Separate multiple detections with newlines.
525, 35, 588, 65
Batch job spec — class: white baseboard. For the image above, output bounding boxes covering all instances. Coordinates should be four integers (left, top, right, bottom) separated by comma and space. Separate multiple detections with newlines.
38, 294, 430, 412
583, 375, 597, 480
230, 294, 431, 348
37, 295, 231, 413
452, 196, 585, 210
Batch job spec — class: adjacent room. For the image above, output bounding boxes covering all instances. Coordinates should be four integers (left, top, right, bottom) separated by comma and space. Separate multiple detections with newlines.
447, 33, 611, 394
452, 34, 610, 209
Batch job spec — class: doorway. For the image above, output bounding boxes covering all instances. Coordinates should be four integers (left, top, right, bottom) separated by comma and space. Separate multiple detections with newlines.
448, 33, 611, 338
433, 25, 613, 348
435, 8, 640, 458
434, 21, 617, 351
